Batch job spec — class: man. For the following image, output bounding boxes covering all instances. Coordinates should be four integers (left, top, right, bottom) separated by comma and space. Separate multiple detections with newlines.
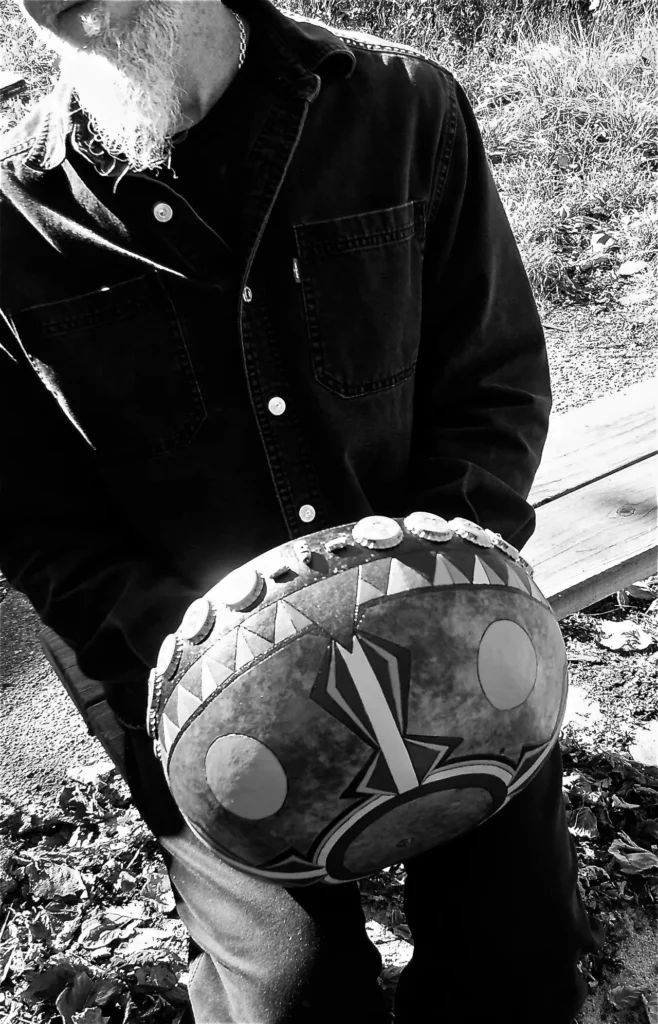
0, 2, 602, 1021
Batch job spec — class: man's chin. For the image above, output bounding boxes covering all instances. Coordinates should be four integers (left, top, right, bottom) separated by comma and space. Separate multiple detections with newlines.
60, 48, 181, 168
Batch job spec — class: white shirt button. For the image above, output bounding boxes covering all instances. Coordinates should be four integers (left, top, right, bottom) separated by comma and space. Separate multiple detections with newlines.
268, 396, 286, 417
299, 504, 316, 524
243, 286, 253, 303
153, 202, 173, 223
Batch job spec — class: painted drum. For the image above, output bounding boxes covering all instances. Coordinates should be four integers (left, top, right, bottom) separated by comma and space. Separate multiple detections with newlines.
148, 515, 568, 887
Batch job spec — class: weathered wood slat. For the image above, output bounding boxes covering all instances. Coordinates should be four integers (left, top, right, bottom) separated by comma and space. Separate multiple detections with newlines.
525, 455, 658, 619
0, 72, 27, 103
39, 626, 130, 781
530, 378, 657, 508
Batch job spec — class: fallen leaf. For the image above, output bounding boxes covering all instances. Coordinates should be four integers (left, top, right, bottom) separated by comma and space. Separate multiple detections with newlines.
140, 865, 176, 913
597, 620, 655, 652
0, 944, 16, 984
16, 962, 77, 1004
56, 971, 95, 1023
78, 915, 136, 950
611, 794, 640, 810
67, 763, 115, 786
72, 1010, 110, 1024
591, 231, 618, 252
608, 833, 658, 874
115, 928, 171, 957
570, 807, 599, 837
26, 861, 88, 902
58, 786, 90, 817
133, 964, 179, 991
88, 977, 124, 1007
624, 582, 656, 602
609, 984, 643, 1009
642, 819, 658, 840
642, 991, 658, 1024
104, 902, 146, 923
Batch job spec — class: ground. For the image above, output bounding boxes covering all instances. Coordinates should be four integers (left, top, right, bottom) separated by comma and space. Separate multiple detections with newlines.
1, 289, 657, 1020
1, 560, 657, 1022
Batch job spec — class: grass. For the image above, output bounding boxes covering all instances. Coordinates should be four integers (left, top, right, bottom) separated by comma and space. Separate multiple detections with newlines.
2, 0, 658, 309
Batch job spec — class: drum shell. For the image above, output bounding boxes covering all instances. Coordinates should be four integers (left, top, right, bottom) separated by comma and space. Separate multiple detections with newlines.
151, 524, 568, 885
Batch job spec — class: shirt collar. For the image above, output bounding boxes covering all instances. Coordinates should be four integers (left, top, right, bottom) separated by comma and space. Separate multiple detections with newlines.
25, 0, 355, 175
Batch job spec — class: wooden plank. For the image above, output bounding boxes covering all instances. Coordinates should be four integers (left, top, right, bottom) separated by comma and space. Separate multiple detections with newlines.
0, 71, 27, 103
530, 378, 657, 508
39, 627, 129, 782
525, 455, 658, 619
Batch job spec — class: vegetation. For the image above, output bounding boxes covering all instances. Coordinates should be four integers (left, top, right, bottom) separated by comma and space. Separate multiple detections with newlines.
2, 0, 658, 306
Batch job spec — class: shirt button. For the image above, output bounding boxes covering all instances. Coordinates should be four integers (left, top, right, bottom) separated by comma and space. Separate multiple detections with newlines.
243, 286, 253, 303
268, 396, 286, 417
153, 202, 173, 223
299, 504, 316, 524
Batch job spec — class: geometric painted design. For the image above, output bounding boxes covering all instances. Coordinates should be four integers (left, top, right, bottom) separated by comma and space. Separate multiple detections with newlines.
506, 563, 530, 593
472, 556, 491, 585
207, 628, 239, 674
271, 600, 315, 646
481, 560, 507, 586
205, 734, 288, 820
235, 630, 257, 671
477, 620, 538, 710
243, 602, 278, 643
244, 628, 274, 658
274, 602, 297, 644
433, 554, 455, 586
396, 549, 436, 581
281, 601, 315, 634
163, 529, 569, 887
240, 627, 273, 661
357, 575, 386, 605
507, 739, 556, 797
444, 558, 471, 585
160, 713, 179, 754
250, 850, 328, 886
176, 685, 202, 727
201, 657, 233, 700
445, 546, 479, 581
310, 631, 461, 799
386, 558, 432, 596
285, 569, 359, 649
359, 559, 392, 593
530, 578, 548, 605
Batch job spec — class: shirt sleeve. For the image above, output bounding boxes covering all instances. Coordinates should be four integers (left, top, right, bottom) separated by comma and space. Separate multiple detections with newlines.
407, 76, 551, 550
0, 315, 199, 721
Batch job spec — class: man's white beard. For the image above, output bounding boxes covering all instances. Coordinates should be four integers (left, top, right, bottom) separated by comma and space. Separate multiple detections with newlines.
55, 2, 186, 172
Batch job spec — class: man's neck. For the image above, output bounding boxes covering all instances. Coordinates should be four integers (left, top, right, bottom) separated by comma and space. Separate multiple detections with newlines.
174, 3, 249, 132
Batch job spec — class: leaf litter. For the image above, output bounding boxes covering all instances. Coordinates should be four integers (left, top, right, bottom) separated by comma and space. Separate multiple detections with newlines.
1, 588, 657, 1023
0, 761, 189, 1023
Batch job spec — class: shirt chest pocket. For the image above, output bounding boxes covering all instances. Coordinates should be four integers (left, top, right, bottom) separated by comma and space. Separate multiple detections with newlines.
293, 200, 425, 399
13, 272, 206, 460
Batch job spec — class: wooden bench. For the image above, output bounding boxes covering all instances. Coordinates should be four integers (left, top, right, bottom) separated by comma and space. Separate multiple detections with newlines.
0, 72, 27, 105
525, 377, 657, 619
39, 375, 657, 775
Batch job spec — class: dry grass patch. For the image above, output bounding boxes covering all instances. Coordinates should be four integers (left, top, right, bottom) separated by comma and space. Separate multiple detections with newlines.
453, 11, 658, 303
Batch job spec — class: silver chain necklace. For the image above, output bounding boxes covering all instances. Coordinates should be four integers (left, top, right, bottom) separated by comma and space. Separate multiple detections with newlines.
233, 9, 247, 72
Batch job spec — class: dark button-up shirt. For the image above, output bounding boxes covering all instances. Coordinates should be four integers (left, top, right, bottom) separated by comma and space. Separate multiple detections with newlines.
0, 0, 551, 721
